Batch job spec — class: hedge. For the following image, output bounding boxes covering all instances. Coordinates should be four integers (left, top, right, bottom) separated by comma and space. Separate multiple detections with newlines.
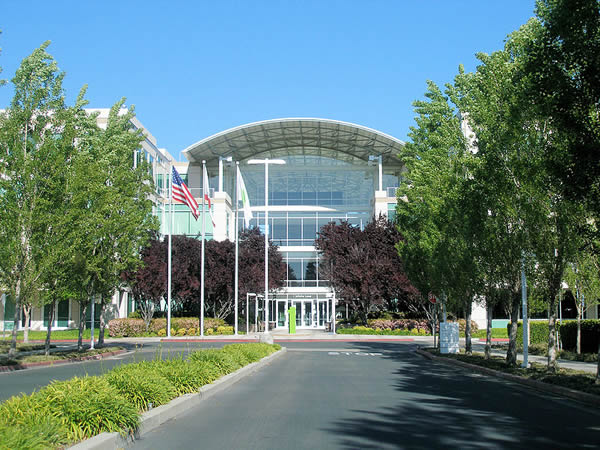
337, 326, 428, 336
507, 321, 549, 345
505, 320, 600, 353
108, 317, 228, 337
559, 320, 600, 353
0, 343, 280, 449
367, 318, 430, 332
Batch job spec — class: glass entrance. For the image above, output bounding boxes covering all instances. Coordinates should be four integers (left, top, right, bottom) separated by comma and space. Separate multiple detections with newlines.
277, 301, 287, 327
304, 301, 313, 327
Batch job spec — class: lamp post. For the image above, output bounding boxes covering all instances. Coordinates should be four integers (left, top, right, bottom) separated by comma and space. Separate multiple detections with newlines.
368, 155, 383, 191
247, 158, 286, 333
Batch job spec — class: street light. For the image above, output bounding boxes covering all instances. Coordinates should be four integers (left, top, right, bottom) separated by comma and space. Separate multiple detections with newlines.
368, 155, 383, 191
247, 158, 286, 334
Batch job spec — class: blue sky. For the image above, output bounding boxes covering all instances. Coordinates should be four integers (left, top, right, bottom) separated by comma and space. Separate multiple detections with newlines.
1, 1, 536, 161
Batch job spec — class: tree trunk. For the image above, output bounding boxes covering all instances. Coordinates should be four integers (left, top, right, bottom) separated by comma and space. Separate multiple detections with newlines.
465, 300, 473, 355
548, 295, 559, 372
8, 282, 21, 357
596, 339, 600, 384
576, 306, 582, 355
485, 300, 492, 360
98, 299, 105, 348
506, 292, 520, 367
78, 303, 86, 352
45, 300, 56, 356
22, 304, 31, 343
432, 304, 437, 350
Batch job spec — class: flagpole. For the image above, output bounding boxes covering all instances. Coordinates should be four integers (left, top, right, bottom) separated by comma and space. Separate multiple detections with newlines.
200, 160, 206, 337
234, 162, 240, 336
167, 164, 173, 338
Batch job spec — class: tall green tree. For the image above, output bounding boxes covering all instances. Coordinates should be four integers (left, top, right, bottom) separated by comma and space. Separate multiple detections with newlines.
396, 78, 484, 353
522, 0, 600, 219
0, 42, 68, 354
64, 101, 158, 350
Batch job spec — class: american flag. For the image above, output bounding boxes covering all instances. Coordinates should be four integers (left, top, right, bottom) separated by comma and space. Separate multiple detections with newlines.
172, 166, 199, 220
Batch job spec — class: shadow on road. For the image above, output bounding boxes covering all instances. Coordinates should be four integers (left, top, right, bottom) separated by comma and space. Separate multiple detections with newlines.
323, 342, 599, 449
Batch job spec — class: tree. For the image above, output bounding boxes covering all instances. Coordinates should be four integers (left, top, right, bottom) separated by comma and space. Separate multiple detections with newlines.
316, 216, 417, 325
0, 42, 69, 354
124, 238, 167, 331
564, 251, 600, 355
396, 78, 485, 354
62, 101, 158, 350
236, 228, 287, 323
522, 0, 600, 219
205, 239, 235, 319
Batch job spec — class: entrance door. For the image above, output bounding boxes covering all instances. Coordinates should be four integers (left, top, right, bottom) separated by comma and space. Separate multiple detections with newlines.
304, 301, 313, 328
277, 301, 287, 328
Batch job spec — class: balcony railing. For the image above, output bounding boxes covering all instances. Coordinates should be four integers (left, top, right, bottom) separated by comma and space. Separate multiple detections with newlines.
286, 280, 330, 288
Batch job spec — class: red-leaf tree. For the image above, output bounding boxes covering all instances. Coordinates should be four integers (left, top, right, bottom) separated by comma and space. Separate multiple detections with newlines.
126, 229, 287, 324
124, 238, 167, 330
204, 228, 287, 320
315, 215, 418, 325
123, 236, 203, 328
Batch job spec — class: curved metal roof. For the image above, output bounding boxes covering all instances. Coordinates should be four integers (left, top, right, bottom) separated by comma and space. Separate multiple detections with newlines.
182, 118, 405, 165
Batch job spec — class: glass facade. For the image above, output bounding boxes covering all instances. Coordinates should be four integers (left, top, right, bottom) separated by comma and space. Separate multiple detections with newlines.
160, 204, 214, 238
239, 155, 375, 208
159, 124, 405, 329
240, 211, 369, 247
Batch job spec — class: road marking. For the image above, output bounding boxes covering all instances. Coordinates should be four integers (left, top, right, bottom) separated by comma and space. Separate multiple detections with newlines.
328, 352, 383, 356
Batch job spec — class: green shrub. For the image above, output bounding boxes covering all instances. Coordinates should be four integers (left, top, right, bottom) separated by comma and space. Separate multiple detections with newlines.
108, 318, 147, 337
559, 320, 600, 353
188, 349, 242, 374
204, 317, 227, 331
221, 343, 277, 364
0, 393, 69, 449
105, 362, 177, 412
216, 325, 234, 335
507, 321, 550, 345
150, 358, 219, 395
149, 317, 201, 334
127, 311, 141, 319
36, 376, 139, 442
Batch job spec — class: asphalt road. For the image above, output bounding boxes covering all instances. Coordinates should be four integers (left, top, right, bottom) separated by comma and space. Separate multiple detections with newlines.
128, 341, 600, 450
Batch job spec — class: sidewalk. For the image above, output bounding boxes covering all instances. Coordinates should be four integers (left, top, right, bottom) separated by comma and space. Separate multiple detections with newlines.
158, 329, 432, 342
471, 340, 597, 374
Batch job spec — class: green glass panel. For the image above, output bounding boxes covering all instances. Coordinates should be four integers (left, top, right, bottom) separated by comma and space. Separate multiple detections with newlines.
57, 300, 69, 327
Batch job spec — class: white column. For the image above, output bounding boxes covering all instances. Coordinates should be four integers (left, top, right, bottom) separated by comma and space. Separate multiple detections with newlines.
218, 157, 223, 192
378, 155, 383, 191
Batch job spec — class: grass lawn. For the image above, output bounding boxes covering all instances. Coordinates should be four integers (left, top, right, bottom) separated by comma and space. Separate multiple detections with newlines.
0, 329, 93, 341
471, 328, 509, 339
425, 348, 600, 396
492, 342, 599, 362
0, 341, 56, 354
0, 346, 123, 366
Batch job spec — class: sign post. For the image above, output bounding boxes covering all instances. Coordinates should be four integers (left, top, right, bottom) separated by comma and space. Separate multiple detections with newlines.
428, 293, 437, 349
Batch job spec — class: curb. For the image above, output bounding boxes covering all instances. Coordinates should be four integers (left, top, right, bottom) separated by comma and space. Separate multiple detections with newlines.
0, 349, 127, 373
69, 347, 287, 450
415, 348, 600, 408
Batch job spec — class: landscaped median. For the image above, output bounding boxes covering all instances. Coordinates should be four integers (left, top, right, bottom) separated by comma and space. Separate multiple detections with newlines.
0, 343, 283, 449
0, 346, 125, 372
416, 347, 600, 408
